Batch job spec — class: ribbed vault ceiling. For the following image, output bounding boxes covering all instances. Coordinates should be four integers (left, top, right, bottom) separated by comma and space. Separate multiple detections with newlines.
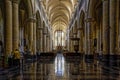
40, 0, 78, 32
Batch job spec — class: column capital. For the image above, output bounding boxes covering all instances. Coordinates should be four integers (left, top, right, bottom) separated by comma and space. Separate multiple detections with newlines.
85, 18, 95, 22
5, 0, 12, 3
43, 32, 47, 35
37, 27, 43, 30
5, 0, 12, 1
46, 35, 50, 37
77, 27, 83, 31
73, 32, 77, 35
28, 17, 36, 23
102, 0, 108, 2
12, 0, 19, 4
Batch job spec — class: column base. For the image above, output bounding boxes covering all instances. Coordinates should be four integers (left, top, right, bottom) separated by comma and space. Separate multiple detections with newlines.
85, 54, 94, 63
3, 56, 9, 69
109, 55, 119, 78
101, 54, 119, 67
101, 54, 120, 78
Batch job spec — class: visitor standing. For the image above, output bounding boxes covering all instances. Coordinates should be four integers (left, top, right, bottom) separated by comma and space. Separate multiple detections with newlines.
13, 49, 21, 66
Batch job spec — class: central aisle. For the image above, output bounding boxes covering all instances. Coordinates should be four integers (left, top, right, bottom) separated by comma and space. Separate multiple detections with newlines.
7, 53, 120, 80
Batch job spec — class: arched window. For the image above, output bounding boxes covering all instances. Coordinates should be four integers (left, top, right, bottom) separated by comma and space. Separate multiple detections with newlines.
54, 31, 65, 48
55, 53, 65, 76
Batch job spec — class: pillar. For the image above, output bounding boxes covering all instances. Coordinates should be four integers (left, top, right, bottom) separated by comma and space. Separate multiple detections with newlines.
46, 34, 49, 52
49, 35, 52, 51
33, 21, 36, 55
69, 30, 73, 52
40, 28, 43, 52
116, 0, 119, 54
109, 0, 118, 69
81, 30, 84, 53
43, 27, 47, 52
85, 17, 88, 54
100, 23, 103, 52
46, 29, 49, 52
97, 25, 101, 53
88, 21, 92, 55
47, 35, 49, 52
86, 18, 94, 55
67, 32, 69, 51
28, 19, 34, 55
78, 28, 83, 53
110, 0, 117, 54
12, 0, 19, 50
102, 0, 110, 69
71, 28, 74, 52
103, 0, 109, 54
73, 22, 77, 38
43, 34, 46, 53
5, 0, 12, 65
36, 18, 42, 53
36, 29, 39, 51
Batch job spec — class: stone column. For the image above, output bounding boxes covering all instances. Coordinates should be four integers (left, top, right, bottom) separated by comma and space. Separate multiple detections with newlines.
28, 19, 34, 55
85, 16, 88, 55
51, 37, 53, 52
46, 29, 49, 52
39, 28, 43, 52
43, 33, 46, 53
68, 32, 71, 51
49, 35, 51, 52
46, 34, 49, 52
46, 34, 48, 52
77, 29, 80, 52
12, 0, 19, 50
116, 0, 119, 54
36, 29, 39, 51
86, 18, 94, 55
103, 0, 109, 54
33, 21, 36, 55
69, 30, 73, 52
110, 0, 117, 54
109, 0, 118, 70
66, 32, 69, 51
84, 11, 88, 54
5, 0, 12, 63
73, 23, 77, 38
71, 28, 74, 52
38, 30, 40, 51
49, 34, 52, 51
43, 27, 47, 52
97, 25, 101, 53
47, 35, 49, 52
78, 29, 83, 53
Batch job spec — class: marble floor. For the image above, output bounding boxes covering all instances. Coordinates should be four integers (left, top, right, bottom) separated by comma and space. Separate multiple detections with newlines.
1, 54, 120, 80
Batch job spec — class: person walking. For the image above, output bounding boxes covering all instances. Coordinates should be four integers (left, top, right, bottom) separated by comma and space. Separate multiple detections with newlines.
13, 49, 21, 67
